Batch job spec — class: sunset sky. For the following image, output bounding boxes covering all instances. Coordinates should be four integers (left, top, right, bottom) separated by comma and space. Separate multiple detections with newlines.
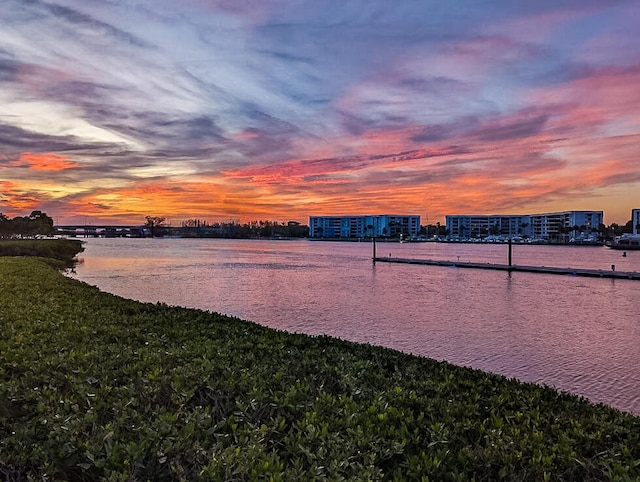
1, 0, 639, 226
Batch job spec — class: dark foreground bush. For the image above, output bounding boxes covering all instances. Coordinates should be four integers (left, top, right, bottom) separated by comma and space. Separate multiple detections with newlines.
1, 257, 639, 481
0, 239, 83, 269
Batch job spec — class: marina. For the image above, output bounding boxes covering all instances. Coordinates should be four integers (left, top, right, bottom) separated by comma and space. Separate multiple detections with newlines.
373, 256, 640, 280
608, 233, 640, 250
372, 236, 640, 280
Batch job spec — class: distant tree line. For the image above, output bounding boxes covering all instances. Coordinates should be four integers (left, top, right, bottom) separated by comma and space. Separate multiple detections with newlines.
420, 222, 449, 237
0, 211, 55, 239
145, 216, 309, 238
180, 219, 309, 238
602, 221, 638, 239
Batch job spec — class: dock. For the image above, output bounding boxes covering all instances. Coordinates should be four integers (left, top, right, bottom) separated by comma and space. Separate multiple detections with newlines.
373, 257, 640, 280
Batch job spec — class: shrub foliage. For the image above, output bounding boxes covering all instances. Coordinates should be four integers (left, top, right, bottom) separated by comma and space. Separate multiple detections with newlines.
0, 211, 55, 239
0, 239, 83, 269
1, 258, 639, 480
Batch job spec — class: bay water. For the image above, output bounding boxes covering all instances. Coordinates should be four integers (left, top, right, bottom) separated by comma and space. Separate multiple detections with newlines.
71, 238, 640, 414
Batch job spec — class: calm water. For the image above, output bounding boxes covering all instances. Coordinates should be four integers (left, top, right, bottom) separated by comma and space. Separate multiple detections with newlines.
71, 238, 640, 415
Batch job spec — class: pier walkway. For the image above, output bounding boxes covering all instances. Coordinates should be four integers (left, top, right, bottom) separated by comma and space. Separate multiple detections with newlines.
373, 257, 640, 281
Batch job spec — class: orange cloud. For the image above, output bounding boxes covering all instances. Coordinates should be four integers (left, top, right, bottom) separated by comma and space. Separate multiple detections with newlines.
0, 180, 41, 213
0, 180, 16, 191
11, 152, 80, 171
59, 174, 342, 225
66, 180, 242, 220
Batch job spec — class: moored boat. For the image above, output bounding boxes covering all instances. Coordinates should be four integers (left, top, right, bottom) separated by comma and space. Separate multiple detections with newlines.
608, 234, 640, 250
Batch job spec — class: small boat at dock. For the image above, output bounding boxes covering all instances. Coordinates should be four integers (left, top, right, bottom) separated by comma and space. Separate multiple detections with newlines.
608, 234, 640, 250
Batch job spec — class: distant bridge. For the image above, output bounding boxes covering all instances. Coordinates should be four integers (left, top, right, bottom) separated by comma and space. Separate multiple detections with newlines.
55, 225, 147, 237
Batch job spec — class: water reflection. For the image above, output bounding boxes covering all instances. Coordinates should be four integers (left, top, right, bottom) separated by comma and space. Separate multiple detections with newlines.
73, 238, 640, 414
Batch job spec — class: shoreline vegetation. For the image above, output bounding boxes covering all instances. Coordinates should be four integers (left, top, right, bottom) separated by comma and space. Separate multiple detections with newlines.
1, 242, 640, 480
0, 238, 84, 269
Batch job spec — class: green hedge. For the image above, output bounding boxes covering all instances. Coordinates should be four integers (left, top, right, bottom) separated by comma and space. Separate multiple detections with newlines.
1, 257, 639, 480
0, 239, 83, 269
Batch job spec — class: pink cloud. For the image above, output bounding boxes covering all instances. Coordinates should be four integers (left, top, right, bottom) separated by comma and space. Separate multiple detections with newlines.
530, 66, 640, 131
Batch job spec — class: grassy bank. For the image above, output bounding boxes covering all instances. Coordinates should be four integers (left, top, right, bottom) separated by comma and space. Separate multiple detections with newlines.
0, 238, 83, 269
1, 258, 639, 481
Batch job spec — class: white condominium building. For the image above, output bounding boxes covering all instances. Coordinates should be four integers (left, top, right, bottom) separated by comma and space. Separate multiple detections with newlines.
309, 215, 420, 238
445, 210, 603, 241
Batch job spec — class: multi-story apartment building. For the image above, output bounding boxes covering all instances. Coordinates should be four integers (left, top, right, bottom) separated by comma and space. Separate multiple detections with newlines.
633, 208, 640, 235
446, 210, 603, 242
309, 215, 420, 239
445, 214, 530, 239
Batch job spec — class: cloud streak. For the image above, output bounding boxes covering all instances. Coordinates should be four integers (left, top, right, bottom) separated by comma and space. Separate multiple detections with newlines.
1, 0, 639, 224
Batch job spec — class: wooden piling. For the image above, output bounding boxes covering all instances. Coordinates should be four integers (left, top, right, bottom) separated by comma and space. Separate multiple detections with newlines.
372, 237, 377, 262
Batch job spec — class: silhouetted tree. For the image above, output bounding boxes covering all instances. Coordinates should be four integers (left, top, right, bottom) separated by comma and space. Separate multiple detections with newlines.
0, 211, 54, 238
145, 216, 166, 237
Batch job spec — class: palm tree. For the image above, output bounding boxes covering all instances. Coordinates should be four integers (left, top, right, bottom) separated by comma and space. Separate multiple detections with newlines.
366, 224, 374, 238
